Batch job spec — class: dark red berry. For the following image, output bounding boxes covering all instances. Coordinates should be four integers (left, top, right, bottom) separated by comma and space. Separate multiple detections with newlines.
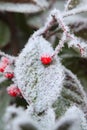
4, 72, 14, 79
40, 55, 52, 65
7, 85, 21, 97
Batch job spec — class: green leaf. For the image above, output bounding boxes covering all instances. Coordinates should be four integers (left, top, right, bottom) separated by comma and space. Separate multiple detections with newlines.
0, 21, 11, 48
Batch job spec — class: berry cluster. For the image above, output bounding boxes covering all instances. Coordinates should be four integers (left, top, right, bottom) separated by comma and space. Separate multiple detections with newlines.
0, 57, 14, 79
0, 56, 20, 97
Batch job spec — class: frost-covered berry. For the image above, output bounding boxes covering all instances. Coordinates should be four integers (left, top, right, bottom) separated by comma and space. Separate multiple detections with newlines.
7, 85, 21, 97
4, 72, 14, 79
1, 57, 10, 64
40, 55, 52, 65
0, 57, 10, 73
0, 63, 7, 73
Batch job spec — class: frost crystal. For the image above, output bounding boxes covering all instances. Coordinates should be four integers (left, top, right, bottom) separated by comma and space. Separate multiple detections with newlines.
15, 36, 64, 113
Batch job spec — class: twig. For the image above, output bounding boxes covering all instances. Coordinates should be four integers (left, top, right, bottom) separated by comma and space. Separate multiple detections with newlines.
52, 33, 66, 57
65, 0, 72, 11
32, 5, 87, 38
63, 5, 87, 17
31, 7, 87, 57
46, 28, 60, 39
50, 10, 87, 56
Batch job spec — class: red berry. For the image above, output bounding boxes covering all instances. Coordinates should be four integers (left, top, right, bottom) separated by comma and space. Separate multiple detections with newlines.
1, 57, 10, 64
0, 63, 7, 72
7, 85, 21, 97
40, 54, 52, 65
4, 72, 14, 79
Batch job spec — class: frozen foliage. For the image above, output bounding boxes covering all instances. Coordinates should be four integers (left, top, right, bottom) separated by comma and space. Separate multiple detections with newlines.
4, 105, 38, 130
27, 106, 56, 130
4, 105, 55, 130
63, 67, 87, 108
1, 0, 87, 130
55, 106, 87, 130
0, 0, 49, 13
4, 105, 87, 130
15, 36, 65, 113
14, 35, 87, 130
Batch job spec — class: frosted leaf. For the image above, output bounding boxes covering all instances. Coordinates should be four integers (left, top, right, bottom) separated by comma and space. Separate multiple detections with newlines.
15, 36, 64, 113
0, 0, 49, 13
4, 105, 25, 122
4, 105, 38, 130
27, 107, 56, 130
63, 67, 87, 107
54, 106, 87, 130
53, 67, 87, 118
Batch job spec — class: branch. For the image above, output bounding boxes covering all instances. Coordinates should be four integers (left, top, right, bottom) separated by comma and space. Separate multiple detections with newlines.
63, 5, 87, 17
65, 0, 72, 11
52, 33, 66, 57
30, 7, 87, 57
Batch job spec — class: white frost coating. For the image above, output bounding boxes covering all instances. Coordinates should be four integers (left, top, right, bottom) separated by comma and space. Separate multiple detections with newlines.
63, 5, 87, 17
4, 105, 24, 121
0, 1, 48, 13
4, 105, 55, 130
55, 106, 87, 130
51, 9, 70, 33
68, 37, 87, 57
15, 36, 64, 113
37, 108, 55, 130
65, 15, 87, 31
27, 107, 56, 130
64, 67, 87, 107
4, 105, 38, 130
